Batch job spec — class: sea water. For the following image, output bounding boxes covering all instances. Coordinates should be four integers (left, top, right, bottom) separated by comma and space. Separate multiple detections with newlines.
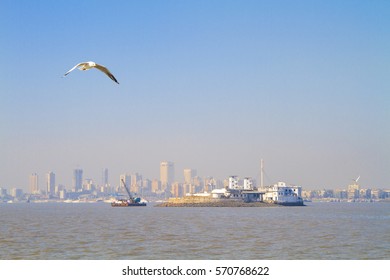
0, 202, 389, 259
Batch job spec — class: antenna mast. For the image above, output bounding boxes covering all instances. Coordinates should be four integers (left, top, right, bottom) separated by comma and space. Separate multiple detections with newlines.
260, 159, 264, 189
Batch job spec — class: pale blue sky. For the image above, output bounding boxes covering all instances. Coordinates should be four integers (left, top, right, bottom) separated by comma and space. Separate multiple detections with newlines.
1, 0, 389, 191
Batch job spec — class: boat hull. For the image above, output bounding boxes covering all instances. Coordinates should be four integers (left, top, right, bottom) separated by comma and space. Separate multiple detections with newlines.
275, 201, 305, 206
111, 201, 147, 207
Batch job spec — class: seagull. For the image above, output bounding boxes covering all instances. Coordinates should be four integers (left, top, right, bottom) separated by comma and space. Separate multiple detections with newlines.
63, 61, 119, 84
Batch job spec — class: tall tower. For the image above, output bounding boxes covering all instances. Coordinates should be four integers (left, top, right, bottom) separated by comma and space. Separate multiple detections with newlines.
160, 161, 174, 190
47, 171, 55, 195
73, 169, 83, 192
260, 159, 264, 189
29, 173, 39, 194
102, 168, 108, 186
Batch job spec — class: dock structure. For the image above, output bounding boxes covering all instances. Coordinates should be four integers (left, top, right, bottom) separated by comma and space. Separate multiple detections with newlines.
155, 178, 304, 207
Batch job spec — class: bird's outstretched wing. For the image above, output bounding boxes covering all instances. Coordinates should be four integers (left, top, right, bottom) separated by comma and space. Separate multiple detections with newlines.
63, 62, 87, 77
95, 64, 119, 84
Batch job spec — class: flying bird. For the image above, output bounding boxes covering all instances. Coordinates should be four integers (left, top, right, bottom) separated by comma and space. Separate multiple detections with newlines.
63, 61, 119, 84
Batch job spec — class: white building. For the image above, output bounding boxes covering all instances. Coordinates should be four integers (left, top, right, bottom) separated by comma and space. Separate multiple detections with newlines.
29, 173, 39, 194
263, 182, 303, 205
243, 177, 254, 190
211, 188, 231, 199
228, 176, 239, 189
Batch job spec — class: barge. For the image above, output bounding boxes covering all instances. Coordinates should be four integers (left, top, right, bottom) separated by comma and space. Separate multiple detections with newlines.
111, 179, 147, 207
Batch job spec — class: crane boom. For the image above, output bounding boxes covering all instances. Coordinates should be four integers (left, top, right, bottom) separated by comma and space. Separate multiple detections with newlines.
121, 178, 133, 200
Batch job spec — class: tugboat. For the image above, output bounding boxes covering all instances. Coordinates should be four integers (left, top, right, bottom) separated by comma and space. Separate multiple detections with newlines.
111, 179, 147, 207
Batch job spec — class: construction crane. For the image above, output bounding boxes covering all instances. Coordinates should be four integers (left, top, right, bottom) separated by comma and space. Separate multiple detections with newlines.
111, 179, 146, 207
121, 178, 134, 202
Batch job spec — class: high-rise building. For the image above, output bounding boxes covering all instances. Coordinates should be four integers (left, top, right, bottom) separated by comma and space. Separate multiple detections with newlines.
243, 177, 254, 190
10, 188, 23, 198
83, 179, 95, 191
131, 173, 142, 193
46, 172, 55, 195
142, 179, 152, 194
151, 179, 161, 193
171, 182, 183, 198
183, 168, 197, 185
73, 169, 83, 192
204, 177, 217, 192
29, 173, 39, 194
119, 174, 130, 193
348, 182, 360, 200
160, 161, 174, 190
102, 168, 109, 186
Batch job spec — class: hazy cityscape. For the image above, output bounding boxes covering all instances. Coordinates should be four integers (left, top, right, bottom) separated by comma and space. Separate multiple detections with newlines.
1, 1, 389, 275
1, 160, 389, 203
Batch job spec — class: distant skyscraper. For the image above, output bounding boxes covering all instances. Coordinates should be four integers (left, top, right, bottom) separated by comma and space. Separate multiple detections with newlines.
130, 173, 142, 193
183, 169, 197, 185
102, 168, 108, 186
151, 179, 161, 193
47, 172, 55, 195
73, 169, 83, 192
119, 174, 130, 193
142, 179, 152, 193
160, 161, 174, 190
171, 182, 183, 198
29, 173, 39, 194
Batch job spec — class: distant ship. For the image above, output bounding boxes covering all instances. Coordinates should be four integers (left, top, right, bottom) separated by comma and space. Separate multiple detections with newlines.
111, 179, 146, 207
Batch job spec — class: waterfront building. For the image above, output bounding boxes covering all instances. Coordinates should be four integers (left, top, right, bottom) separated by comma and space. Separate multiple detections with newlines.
335, 189, 348, 199
73, 169, 83, 192
29, 173, 39, 194
348, 182, 360, 200
263, 182, 303, 205
360, 188, 371, 199
0, 187, 7, 197
228, 176, 239, 189
371, 189, 385, 199
59, 189, 67, 200
46, 172, 55, 195
160, 161, 174, 190
10, 188, 23, 199
55, 184, 66, 196
243, 177, 254, 190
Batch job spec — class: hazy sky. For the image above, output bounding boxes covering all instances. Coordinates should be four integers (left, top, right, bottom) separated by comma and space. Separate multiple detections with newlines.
1, 0, 389, 191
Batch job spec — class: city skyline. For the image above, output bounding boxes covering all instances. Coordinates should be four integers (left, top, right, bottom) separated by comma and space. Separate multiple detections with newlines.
1, 1, 389, 192
2, 159, 387, 194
